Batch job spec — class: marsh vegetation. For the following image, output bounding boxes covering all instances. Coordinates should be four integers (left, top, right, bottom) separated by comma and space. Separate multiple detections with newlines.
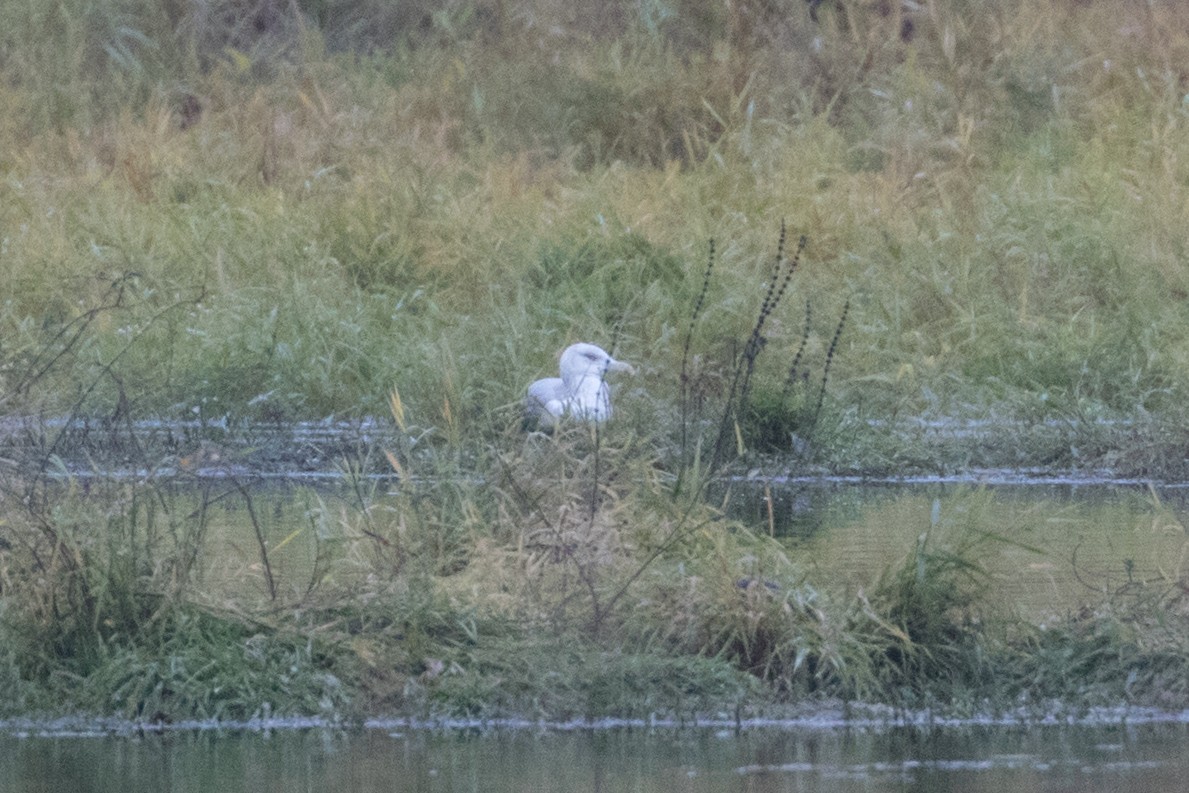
3, 0, 1189, 722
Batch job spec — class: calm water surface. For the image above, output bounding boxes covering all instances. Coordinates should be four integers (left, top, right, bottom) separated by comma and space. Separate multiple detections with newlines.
3, 722, 1189, 793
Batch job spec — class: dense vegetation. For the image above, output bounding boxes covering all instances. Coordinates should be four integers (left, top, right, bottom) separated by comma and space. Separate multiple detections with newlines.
3, 0, 1189, 723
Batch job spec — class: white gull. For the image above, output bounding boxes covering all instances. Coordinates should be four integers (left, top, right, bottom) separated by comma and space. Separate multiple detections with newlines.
525, 342, 634, 429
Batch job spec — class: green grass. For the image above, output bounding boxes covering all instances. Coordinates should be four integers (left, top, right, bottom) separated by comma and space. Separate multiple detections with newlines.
4, 0, 1189, 445
5, 0, 1189, 721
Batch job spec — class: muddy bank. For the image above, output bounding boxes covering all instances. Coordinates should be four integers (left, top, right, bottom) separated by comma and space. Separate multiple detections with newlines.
7, 701, 1189, 738
1, 414, 1183, 484
0, 416, 391, 480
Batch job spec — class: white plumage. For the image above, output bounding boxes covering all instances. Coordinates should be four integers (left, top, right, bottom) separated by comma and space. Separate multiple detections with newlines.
525, 342, 634, 429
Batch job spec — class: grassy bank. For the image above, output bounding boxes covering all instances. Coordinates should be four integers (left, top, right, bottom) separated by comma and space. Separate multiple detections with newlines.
3, 1, 1189, 446
4, 0, 1189, 721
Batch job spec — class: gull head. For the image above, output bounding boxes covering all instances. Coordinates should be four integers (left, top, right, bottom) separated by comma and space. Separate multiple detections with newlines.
558, 342, 635, 389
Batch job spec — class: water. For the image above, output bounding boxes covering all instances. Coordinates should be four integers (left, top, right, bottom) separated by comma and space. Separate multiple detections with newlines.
3, 721, 1189, 792
722, 478, 1188, 620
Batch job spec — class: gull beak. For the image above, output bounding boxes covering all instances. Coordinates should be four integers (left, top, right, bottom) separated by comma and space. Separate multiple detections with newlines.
606, 357, 635, 375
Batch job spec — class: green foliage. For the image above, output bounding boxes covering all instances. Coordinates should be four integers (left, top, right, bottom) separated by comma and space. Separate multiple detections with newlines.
76, 609, 347, 721
858, 498, 998, 702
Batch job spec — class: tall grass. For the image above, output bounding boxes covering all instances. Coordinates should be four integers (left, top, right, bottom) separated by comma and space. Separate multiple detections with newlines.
5, 0, 1189, 720
2, 0, 1187, 456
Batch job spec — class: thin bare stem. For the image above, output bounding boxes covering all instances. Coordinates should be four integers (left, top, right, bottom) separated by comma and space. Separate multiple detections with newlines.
680, 239, 716, 476
231, 477, 276, 601
780, 300, 813, 404
813, 299, 849, 424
